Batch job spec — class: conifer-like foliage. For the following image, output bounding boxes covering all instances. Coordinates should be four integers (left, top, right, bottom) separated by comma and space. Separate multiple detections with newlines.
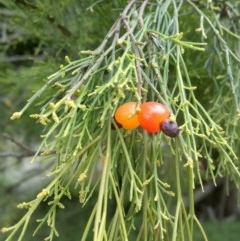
1, 0, 240, 240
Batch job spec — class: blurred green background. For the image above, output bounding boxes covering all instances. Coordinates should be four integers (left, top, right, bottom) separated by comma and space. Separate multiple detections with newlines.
1, 0, 240, 240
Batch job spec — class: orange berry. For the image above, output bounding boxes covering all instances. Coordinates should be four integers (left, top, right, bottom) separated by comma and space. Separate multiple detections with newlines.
114, 102, 140, 130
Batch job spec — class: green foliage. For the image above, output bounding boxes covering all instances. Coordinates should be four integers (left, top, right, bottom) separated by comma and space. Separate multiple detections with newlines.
195, 220, 240, 241
0, 0, 124, 137
1, 0, 240, 241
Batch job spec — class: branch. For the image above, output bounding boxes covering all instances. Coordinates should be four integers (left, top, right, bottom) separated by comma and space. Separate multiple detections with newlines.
0, 152, 35, 158
3, 133, 33, 153
0, 134, 55, 159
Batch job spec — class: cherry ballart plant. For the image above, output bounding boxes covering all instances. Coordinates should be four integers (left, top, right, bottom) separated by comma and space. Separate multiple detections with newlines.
2, 0, 240, 241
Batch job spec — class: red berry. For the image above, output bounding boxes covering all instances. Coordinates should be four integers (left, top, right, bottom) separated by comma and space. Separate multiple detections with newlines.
138, 102, 170, 133
114, 102, 140, 130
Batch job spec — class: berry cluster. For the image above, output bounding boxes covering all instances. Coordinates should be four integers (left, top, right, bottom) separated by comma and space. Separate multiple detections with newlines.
114, 102, 179, 137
